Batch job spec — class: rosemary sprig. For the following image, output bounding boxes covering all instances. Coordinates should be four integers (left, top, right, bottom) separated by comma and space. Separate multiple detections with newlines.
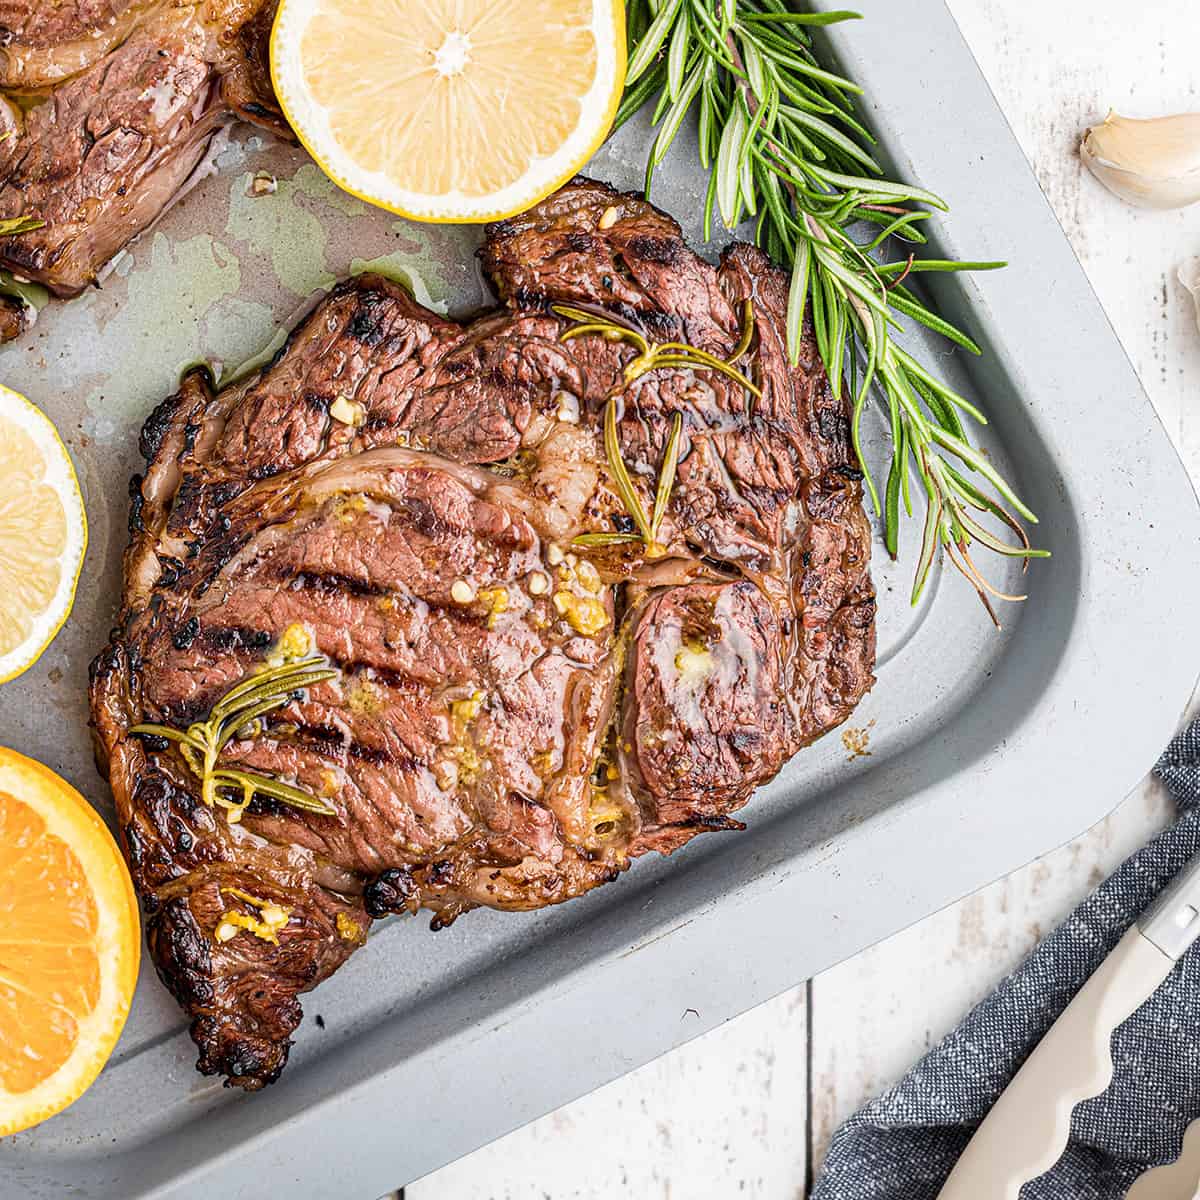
131, 656, 340, 820
618, 0, 1047, 623
555, 302, 753, 555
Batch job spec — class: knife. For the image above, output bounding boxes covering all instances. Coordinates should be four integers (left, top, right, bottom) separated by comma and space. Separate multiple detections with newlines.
937, 852, 1200, 1200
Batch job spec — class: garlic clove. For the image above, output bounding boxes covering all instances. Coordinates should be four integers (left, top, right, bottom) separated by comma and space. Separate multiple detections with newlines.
1179, 258, 1200, 336
1080, 111, 1200, 210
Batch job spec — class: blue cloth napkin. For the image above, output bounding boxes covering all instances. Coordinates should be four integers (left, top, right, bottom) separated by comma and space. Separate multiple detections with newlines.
813, 718, 1200, 1200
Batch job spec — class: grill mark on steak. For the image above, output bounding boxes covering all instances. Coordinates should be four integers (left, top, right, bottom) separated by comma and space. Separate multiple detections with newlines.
270, 720, 411, 771
280, 570, 391, 600
333, 661, 433, 695
90, 180, 875, 1092
198, 624, 273, 653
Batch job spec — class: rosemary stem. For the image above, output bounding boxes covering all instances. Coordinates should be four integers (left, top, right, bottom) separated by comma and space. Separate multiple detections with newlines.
131, 655, 338, 818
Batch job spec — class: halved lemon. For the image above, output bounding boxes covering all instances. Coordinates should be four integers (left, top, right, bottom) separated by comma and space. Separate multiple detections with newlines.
270, 0, 626, 223
0, 386, 87, 685
0, 747, 140, 1135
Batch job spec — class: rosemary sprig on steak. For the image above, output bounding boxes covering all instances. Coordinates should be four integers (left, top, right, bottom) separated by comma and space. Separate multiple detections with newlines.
131, 656, 340, 819
554, 302, 753, 555
618, 1, 1048, 622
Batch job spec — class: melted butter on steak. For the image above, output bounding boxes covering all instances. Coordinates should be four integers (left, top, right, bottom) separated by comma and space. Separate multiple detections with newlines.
90, 179, 876, 1090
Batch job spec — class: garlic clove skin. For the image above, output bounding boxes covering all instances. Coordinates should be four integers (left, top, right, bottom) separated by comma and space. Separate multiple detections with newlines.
1179, 258, 1200, 336
1080, 111, 1200, 209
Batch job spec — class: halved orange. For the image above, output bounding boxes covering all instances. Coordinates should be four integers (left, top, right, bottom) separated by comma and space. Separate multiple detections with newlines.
270, 0, 627, 222
0, 747, 139, 1135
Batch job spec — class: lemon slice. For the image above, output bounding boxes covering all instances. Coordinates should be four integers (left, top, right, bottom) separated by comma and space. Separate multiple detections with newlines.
0, 386, 87, 684
270, 0, 626, 223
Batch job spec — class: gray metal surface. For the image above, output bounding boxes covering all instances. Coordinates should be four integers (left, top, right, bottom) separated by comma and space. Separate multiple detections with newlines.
2, 1, 1198, 1195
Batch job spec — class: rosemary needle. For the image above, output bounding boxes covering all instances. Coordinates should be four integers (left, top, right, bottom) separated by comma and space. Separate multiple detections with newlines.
602, 392, 656, 549
651, 411, 684, 540
0, 215, 45, 237
618, 0, 1046, 623
571, 532, 643, 547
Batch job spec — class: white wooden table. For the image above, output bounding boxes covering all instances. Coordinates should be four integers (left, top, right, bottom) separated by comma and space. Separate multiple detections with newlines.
403, 2, 1200, 1193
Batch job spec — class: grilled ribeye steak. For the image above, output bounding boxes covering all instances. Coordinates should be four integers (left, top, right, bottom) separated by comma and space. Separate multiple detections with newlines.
90, 179, 876, 1089
0, 0, 281, 301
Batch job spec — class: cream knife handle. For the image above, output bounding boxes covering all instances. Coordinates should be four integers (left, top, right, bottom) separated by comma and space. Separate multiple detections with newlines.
937, 927, 1175, 1200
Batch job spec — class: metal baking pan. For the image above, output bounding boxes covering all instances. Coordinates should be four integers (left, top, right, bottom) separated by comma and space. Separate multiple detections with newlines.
3, 0, 1198, 1195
